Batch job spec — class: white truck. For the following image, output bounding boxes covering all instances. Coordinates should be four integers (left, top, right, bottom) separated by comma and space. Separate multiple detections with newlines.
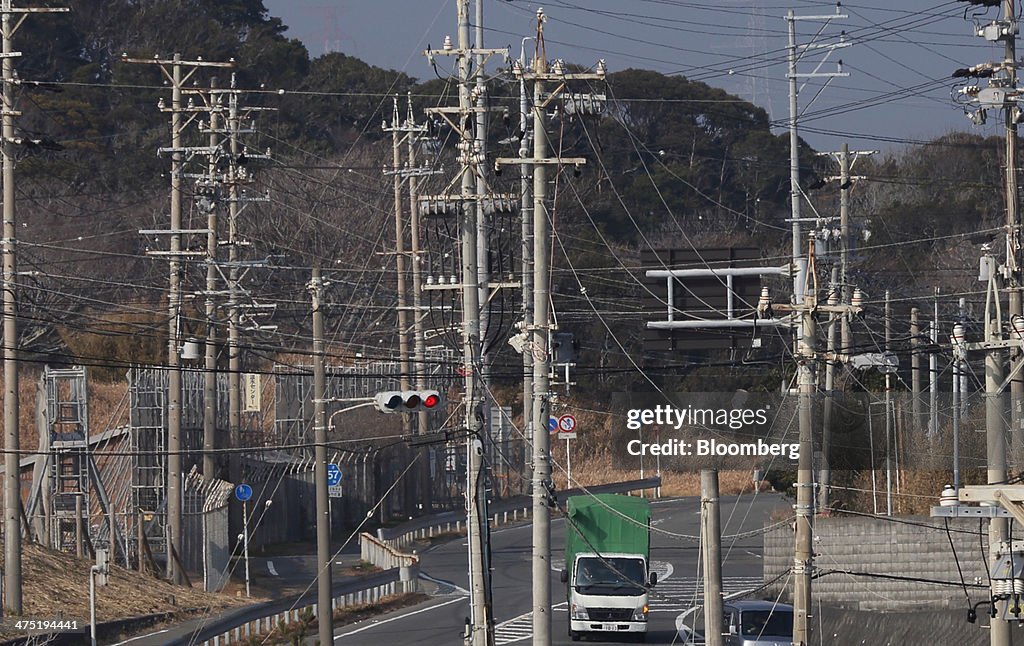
560, 494, 657, 642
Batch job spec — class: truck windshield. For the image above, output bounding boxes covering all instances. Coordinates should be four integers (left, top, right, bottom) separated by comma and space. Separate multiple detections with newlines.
740, 610, 793, 638
574, 557, 646, 596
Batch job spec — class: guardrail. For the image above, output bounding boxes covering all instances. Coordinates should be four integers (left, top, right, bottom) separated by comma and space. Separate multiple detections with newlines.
375, 477, 662, 550
177, 570, 402, 646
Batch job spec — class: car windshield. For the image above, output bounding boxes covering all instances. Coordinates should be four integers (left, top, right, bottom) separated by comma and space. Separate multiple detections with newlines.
740, 610, 793, 638
574, 557, 646, 596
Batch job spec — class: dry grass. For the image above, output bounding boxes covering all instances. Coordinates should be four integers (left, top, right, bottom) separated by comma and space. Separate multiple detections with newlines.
0, 542, 247, 637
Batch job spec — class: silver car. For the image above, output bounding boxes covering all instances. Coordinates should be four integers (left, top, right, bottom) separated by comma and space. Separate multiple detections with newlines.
722, 600, 794, 646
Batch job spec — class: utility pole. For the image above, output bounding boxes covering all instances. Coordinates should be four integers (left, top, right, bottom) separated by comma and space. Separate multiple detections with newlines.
202, 78, 221, 480
226, 80, 242, 494
701, 469, 724, 646
987, 273, 1011, 646
386, 97, 414, 509
911, 307, 921, 433
309, 268, 333, 645
518, 40, 534, 491
953, 5, 1020, 643
386, 96, 436, 509
793, 255, 816, 646
783, 11, 847, 642
124, 52, 234, 585
2, 0, 67, 615
819, 268, 838, 511
1003, 0, 1023, 448
884, 290, 893, 516
930, 290, 939, 437
164, 56, 184, 585
457, 2, 489, 639
768, 251, 861, 646
474, 0, 493, 480
497, 14, 605, 645
818, 143, 875, 508
422, 3, 512, 642
529, 31, 552, 646
403, 95, 433, 509
786, 7, 848, 304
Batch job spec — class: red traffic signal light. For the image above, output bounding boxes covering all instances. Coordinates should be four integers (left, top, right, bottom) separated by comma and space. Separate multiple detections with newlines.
373, 390, 443, 413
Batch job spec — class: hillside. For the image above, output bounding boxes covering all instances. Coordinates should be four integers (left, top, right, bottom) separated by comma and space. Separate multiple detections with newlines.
0, 543, 246, 640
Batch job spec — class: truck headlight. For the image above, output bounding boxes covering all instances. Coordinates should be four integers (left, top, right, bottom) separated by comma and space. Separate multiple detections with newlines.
632, 604, 649, 621
571, 603, 589, 620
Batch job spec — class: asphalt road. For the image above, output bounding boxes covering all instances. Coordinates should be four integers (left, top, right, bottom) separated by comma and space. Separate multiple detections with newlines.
333, 492, 785, 645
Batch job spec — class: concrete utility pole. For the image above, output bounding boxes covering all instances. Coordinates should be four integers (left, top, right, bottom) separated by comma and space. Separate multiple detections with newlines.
986, 271, 1010, 646
884, 290, 893, 516
786, 7, 848, 306
782, 12, 847, 642
701, 470, 724, 646
386, 97, 414, 484
202, 79, 221, 480
769, 249, 861, 646
422, 3, 512, 642
530, 30, 552, 645
456, 1, 490, 641
911, 307, 921, 433
385, 96, 437, 508
518, 40, 534, 488
793, 259, 816, 646
226, 81, 242, 494
819, 268, 838, 511
403, 96, 433, 509
2, 0, 67, 614
930, 291, 939, 437
165, 55, 185, 585
497, 15, 605, 644
474, 0, 493, 477
309, 268, 333, 645
1003, 0, 1023, 447
124, 52, 233, 585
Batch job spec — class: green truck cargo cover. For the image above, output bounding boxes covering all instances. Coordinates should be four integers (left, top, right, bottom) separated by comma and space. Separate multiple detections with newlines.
565, 494, 650, 569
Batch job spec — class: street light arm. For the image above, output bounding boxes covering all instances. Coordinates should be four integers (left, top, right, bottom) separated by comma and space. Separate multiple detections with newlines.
326, 400, 376, 429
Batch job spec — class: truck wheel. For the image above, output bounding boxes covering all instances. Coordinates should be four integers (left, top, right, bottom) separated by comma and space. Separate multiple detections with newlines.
569, 630, 580, 642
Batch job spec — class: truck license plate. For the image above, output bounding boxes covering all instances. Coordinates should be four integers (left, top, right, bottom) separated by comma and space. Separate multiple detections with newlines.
601, 623, 618, 631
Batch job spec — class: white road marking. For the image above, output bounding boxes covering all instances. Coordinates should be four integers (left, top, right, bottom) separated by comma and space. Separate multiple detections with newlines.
267, 560, 279, 576
333, 596, 465, 639
418, 571, 470, 596
110, 628, 169, 645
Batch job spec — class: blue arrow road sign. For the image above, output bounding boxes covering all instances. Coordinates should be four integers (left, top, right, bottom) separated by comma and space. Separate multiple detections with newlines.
235, 483, 252, 502
327, 463, 342, 487
549, 417, 558, 433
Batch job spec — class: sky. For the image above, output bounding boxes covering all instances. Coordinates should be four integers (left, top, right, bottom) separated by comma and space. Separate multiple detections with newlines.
261, 0, 1010, 153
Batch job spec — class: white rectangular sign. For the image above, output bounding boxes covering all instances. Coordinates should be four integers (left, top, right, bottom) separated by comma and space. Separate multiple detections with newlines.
243, 373, 261, 412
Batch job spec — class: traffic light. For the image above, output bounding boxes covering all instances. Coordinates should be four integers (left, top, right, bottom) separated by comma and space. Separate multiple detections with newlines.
373, 390, 443, 413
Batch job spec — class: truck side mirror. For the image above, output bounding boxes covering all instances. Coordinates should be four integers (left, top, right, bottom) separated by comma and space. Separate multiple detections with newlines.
729, 624, 738, 635
560, 569, 568, 583
648, 571, 658, 586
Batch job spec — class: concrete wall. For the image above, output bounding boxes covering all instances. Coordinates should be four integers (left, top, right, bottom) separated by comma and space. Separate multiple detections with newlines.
763, 515, 990, 611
